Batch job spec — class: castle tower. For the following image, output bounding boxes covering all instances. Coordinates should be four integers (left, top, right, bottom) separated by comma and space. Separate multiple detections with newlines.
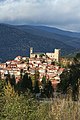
54, 49, 60, 62
30, 47, 33, 58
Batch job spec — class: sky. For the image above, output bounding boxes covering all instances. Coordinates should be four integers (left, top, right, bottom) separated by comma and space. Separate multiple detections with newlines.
0, 0, 80, 31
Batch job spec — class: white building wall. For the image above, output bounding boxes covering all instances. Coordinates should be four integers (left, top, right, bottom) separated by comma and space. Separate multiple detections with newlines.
54, 49, 60, 62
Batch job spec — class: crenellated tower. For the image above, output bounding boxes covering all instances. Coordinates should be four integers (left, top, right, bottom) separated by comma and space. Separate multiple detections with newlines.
54, 49, 60, 62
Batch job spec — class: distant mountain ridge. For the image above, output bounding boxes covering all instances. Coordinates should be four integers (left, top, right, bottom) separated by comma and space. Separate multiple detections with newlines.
16, 25, 80, 38
0, 23, 80, 62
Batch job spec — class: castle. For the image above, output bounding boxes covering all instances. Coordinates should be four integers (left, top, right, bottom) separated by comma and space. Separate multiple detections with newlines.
30, 47, 60, 62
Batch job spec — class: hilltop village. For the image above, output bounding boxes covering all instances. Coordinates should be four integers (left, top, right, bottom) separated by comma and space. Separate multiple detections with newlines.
0, 48, 64, 87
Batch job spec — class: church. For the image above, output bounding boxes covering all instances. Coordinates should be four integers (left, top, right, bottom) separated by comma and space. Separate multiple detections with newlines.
30, 47, 60, 62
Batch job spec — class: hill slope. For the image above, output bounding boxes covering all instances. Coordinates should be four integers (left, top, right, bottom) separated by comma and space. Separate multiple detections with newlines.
0, 24, 80, 62
17, 25, 80, 38
16, 25, 80, 49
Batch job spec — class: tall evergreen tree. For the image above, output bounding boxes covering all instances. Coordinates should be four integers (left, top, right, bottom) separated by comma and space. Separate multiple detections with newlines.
58, 57, 80, 100
34, 80, 40, 94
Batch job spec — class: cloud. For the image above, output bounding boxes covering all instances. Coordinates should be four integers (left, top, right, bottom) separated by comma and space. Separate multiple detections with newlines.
0, 0, 80, 31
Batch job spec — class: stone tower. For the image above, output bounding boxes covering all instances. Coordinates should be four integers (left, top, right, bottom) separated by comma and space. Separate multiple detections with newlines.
54, 49, 60, 62
30, 47, 33, 58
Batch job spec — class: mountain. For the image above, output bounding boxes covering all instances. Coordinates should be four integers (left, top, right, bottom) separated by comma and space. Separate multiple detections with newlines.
17, 25, 80, 38
0, 23, 80, 62
16, 25, 80, 49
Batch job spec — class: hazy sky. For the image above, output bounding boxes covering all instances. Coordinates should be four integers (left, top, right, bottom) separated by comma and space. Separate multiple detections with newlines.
0, 0, 80, 31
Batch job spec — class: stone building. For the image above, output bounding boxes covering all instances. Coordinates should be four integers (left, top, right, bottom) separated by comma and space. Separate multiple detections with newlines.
30, 47, 60, 62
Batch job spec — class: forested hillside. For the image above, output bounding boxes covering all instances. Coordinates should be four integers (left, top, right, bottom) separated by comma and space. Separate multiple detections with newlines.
0, 24, 80, 62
